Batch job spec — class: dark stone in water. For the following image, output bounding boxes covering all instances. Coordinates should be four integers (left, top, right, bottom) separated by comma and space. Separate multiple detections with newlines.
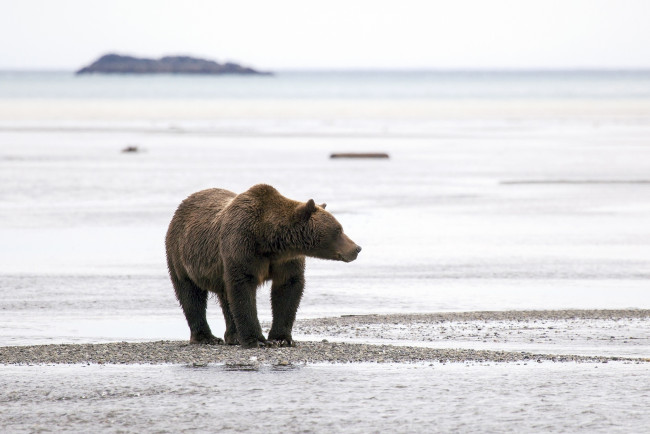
77, 53, 272, 75
330, 153, 390, 159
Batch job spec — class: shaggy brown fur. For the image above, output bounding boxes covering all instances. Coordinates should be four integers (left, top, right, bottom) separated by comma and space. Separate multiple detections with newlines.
165, 184, 361, 348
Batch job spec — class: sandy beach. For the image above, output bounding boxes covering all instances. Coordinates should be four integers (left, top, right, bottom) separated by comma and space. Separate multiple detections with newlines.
2, 309, 648, 365
3, 98, 650, 121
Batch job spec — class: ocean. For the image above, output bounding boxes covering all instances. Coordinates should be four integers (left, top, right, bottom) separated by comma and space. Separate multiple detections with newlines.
1, 70, 649, 432
3, 70, 650, 100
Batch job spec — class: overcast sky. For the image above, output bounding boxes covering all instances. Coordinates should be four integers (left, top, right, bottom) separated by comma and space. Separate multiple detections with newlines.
2, 0, 650, 70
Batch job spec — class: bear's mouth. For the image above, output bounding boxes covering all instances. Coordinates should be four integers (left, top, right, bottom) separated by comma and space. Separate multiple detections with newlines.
337, 252, 357, 263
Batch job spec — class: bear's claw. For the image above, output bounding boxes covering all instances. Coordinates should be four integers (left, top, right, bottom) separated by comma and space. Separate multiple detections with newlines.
268, 338, 295, 347
224, 331, 240, 345
225, 336, 240, 345
241, 338, 268, 349
189, 334, 224, 345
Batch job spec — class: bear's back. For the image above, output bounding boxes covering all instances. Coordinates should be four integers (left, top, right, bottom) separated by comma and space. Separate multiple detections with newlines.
171, 188, 236, 227
166, 188, 237, 279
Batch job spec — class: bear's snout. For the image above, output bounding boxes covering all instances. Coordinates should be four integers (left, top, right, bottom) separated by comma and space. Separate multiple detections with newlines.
340, 243, 361, 262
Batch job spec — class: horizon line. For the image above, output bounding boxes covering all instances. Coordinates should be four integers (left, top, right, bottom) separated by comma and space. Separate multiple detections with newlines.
3, 67, 650, 73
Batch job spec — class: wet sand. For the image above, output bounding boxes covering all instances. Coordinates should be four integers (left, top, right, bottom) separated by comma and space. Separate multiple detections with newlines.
292, 309, 650, 357
2, 310, 648, 365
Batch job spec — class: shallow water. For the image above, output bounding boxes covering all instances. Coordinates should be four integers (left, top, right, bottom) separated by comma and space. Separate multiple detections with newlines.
1, 122, 649, 346
3, 70, 650, 100
1, 363, 648, 433
1, 73, 650, 433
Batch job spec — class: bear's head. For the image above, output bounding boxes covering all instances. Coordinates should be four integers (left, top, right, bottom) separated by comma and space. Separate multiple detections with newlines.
295, 199, 362, 263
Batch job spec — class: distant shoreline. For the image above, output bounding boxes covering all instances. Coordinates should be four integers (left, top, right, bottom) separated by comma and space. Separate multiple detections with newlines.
2, 98, 650, 122
4, 68, 650, 74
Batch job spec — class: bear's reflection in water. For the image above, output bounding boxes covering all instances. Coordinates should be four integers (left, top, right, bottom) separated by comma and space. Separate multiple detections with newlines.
183, 363, 301, 373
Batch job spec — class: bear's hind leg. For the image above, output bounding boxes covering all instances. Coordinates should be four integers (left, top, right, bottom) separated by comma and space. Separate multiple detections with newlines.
212, 281, 239, 345
172, 276, 223, 345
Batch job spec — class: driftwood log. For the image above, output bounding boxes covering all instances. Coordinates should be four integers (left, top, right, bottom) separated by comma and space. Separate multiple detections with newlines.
330, 153, 389, 159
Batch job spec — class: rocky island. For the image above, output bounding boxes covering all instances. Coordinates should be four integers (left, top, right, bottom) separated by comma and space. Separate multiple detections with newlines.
76, 53, 271, 75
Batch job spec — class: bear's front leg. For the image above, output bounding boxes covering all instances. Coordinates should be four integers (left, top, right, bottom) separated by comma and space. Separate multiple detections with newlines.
268, 258, 305, 347
225, 267, 267, 349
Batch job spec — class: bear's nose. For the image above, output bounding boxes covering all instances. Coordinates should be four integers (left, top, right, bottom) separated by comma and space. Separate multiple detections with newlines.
356, 245, 362, 253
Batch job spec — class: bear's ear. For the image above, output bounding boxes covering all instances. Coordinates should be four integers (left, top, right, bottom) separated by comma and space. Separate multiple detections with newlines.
296, 199, 317, 220
319, 203, 327, 209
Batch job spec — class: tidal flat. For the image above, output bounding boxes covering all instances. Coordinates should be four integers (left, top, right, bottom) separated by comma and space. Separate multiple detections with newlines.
2, 72, 650, 431
2, 310, 648, 432
1, 310, 649, 365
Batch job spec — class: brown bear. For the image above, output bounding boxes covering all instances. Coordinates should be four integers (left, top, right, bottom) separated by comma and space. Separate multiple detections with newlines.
165, 184, 361, 348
